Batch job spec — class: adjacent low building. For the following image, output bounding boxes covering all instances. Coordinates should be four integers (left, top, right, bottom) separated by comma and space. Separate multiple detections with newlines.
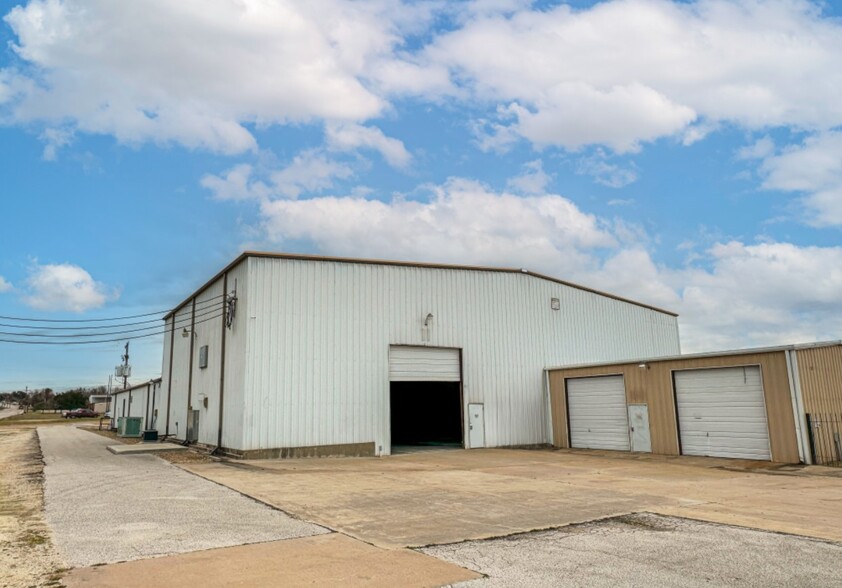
110, 378, 163, 431
158, 252, 681, 457
547, 341, 842, 465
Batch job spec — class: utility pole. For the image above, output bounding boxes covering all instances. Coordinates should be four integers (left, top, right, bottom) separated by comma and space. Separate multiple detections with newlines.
121, 342, 130, 389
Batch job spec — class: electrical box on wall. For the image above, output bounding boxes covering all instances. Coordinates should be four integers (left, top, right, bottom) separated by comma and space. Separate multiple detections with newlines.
199, 345, 209, 368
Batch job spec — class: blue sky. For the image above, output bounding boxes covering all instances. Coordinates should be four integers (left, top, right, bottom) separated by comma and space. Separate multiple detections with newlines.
1, 0, 841, 391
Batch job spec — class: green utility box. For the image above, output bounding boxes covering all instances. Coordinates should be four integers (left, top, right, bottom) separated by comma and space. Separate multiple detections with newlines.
118, 416, 143, 438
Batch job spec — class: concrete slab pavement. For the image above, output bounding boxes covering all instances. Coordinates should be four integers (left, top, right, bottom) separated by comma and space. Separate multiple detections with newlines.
178, 448, 842, 548
63, 533, 482, 588
106, 442, 187, 455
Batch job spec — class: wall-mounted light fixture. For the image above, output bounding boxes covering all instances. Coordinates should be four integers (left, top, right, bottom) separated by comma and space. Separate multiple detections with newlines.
424, 313, 434, 327
638, 363, 649, 369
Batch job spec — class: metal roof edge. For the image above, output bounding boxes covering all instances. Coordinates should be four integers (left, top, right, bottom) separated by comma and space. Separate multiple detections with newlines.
163, 253, 250, 320
544, 340, 842, 372
164, 251, 678, 320
110, 377, 163, 394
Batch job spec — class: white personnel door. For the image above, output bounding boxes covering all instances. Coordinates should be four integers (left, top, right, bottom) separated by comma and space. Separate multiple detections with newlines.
674, 366, 771, 460
468, 403, 485, 448
628, 404, 652, 453
567, 375, 630, 451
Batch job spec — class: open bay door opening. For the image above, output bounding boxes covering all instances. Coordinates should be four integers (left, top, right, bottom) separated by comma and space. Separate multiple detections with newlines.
674, 366, 771, 460
389, 346, 463, 452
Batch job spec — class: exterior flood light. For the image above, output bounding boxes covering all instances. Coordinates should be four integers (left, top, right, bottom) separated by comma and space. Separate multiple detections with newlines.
638, 363, 649, 369
424, 313, 434, 327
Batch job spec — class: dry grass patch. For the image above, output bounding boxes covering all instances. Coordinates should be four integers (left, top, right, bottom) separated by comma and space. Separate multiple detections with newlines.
0, 428, 66, 587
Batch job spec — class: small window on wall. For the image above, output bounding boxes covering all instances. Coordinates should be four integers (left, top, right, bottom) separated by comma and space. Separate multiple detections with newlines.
199, 345, 209, 369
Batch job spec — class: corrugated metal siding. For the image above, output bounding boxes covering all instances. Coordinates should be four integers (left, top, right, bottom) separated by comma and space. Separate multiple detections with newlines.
796, 345, 842, 416
221, 261, 248, 450
190, 280, 224, 445
164, 305, 192, 440
159, 259, 249, 448
159, 327, 172, 433
240, 258, 680, 453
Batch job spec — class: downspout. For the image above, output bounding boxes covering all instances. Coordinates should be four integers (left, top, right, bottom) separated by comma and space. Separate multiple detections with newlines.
789, 349, 811, 464
186, 298, 197, 442
165, 316, 176, 436
544, 369, 554, 446
145, 382, 151, 428
216, 273, 228, 451
150, 381, 157, 430
784, 350, 806, 463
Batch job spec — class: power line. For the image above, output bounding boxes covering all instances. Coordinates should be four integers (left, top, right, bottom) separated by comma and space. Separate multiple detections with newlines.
0, 311, 226, 345
0, 301, 225, 337
0, 303, 226, 338
0, 293, 225, 324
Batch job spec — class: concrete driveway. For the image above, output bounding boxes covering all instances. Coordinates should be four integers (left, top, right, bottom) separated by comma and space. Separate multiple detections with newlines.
178, 448, 842, 548
38, 426, 328, 567
41, 427, 480, 588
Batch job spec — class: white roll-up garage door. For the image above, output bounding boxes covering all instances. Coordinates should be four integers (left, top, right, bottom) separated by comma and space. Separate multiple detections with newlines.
674, 366, 771, 460
389, 346, 461, 382
567, 375, 630, 451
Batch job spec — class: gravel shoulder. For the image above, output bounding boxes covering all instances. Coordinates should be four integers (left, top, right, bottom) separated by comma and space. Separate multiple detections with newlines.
39, 425, 329, 568
421, 513, 842, 588
0, 428, 66, 588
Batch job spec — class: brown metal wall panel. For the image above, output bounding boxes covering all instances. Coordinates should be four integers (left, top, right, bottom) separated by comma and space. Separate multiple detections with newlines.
549, 351, 800, 463
797, 345, 842, 416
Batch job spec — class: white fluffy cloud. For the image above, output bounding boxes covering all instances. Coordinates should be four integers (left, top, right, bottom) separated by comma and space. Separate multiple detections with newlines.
2, 0, 424, 153
421, 0, 842, 151
325, 123, 411, 168
575, 151, 639, 188
6, 1, 841, 158
260, 178, 618, 275
673, 242, 842, 350
506, 159, 552, 195
202, 150, 354, 201
757, 132, 842, 226
0, 276, 12, 293
23, 263, 116, 312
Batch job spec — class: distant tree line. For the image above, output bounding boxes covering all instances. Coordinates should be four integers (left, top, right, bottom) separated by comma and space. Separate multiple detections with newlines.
0, 386, 107, 412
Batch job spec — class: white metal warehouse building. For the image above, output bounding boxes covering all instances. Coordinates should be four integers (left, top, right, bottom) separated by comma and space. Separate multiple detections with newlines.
158, 252, 680, 457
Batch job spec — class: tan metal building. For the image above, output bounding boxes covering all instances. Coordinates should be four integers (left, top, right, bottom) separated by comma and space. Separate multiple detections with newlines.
547, 341, 842, 465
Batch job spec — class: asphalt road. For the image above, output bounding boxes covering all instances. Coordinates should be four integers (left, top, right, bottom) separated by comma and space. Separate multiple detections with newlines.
421, 513, 842, 587
38, 426, 328, 567
0, 405, 22, 420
